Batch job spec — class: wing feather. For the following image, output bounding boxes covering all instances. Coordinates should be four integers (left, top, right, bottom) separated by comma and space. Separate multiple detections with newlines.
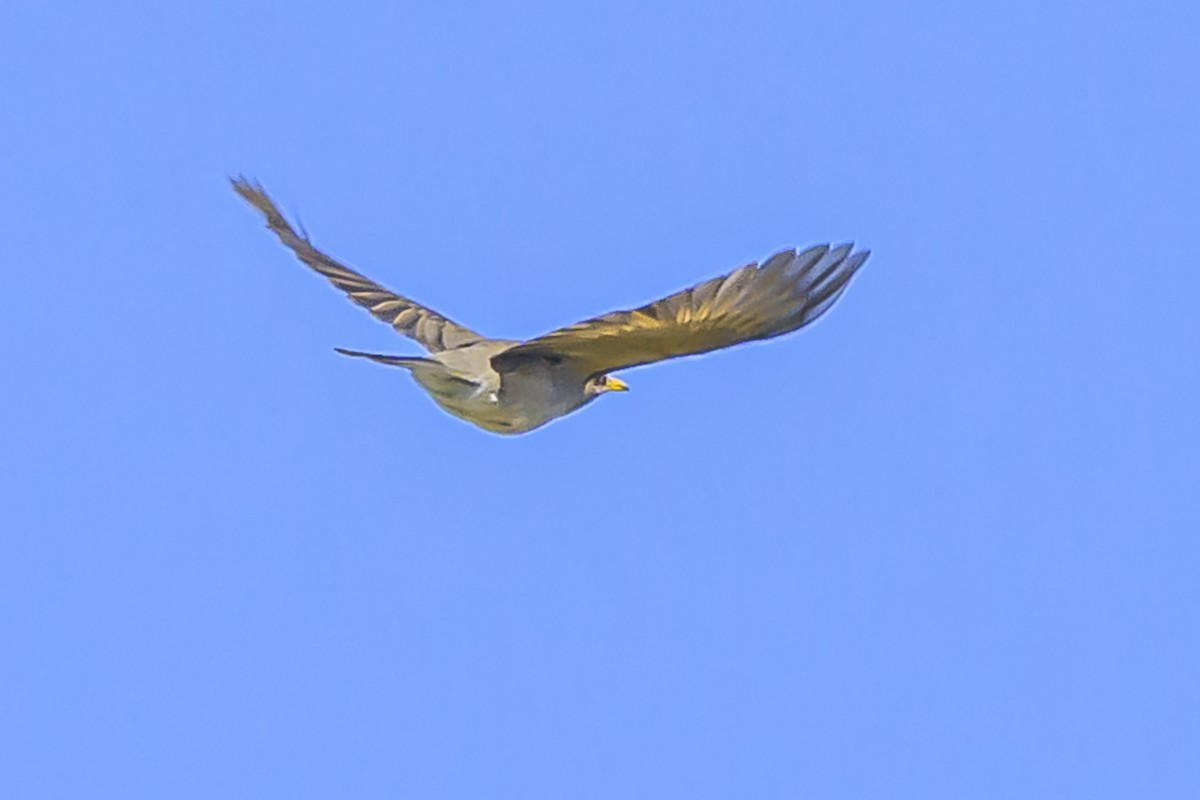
491, 244, 868, 375
232, 177, 485, 353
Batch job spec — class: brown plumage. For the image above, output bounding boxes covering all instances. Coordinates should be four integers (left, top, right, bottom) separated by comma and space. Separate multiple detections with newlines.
233, 177, 869, 434
490, 244, 867, 376
231, 177, 484, 353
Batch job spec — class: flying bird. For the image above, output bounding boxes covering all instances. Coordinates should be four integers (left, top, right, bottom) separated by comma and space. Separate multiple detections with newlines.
232, 177, 868, 435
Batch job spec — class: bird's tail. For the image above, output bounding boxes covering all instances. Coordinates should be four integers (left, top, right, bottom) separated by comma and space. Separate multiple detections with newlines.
332, 348, 435, 369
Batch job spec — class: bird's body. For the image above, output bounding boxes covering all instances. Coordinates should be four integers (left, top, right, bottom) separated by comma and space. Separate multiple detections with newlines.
232, 178, 869, 435
342, 340, 596, 434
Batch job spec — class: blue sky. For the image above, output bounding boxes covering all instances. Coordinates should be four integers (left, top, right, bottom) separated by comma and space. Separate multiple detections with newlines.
2, 1, 1197, 797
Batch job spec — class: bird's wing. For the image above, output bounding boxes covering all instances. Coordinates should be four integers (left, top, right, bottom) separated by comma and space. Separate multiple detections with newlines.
232, 177, 486, 353
491, 244, 868, 376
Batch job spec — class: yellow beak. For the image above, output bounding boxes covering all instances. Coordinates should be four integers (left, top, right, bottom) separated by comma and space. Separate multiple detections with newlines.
607, 376, 630, 392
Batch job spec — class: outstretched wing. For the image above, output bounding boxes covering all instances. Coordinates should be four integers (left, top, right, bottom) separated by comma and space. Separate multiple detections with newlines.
491, 244, 868, 376
232, 177, 486, 353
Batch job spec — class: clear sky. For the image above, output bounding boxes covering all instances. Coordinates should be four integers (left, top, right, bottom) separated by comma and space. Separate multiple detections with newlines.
2, 1, 1197, 797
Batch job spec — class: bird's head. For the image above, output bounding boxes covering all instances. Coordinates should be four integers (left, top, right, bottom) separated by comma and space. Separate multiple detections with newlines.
584, 374, 630, 397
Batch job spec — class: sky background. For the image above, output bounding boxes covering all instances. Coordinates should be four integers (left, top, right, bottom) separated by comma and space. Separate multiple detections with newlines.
2, 1, 1198, 797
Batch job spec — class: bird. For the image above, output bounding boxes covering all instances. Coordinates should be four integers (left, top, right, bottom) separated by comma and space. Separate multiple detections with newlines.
232, 177, 869, 435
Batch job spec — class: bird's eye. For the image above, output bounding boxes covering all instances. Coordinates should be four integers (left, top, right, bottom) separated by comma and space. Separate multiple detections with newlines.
597, 375, 607, 386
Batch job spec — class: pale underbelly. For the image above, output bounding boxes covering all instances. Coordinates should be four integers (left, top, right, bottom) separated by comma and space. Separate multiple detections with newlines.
431, 395, 547, 434
413, 363, 588, 435
419, 380, 562, 435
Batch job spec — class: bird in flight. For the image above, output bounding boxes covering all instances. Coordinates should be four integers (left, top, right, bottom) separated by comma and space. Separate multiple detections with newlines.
232, 177, 869, 435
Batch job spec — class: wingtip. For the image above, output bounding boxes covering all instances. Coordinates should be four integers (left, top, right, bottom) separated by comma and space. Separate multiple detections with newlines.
229, 174, 268, 199
832, 242, 871, 268
829, 242, 855, 260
